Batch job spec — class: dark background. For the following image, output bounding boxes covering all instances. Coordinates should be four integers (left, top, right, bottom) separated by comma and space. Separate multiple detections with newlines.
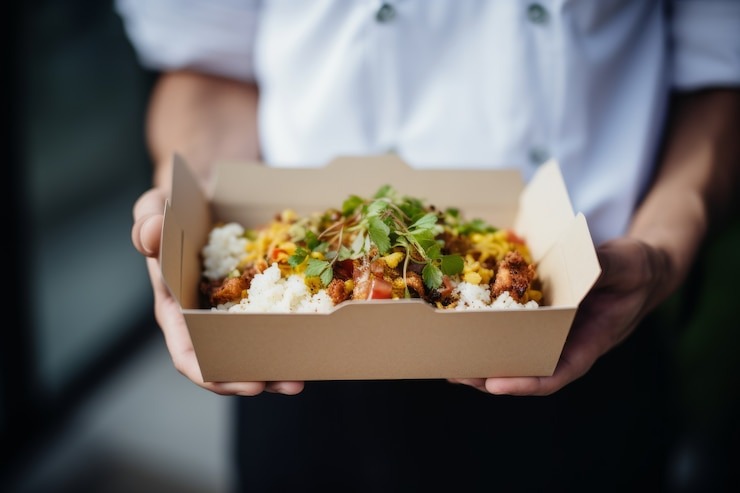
1, 1, 739, 492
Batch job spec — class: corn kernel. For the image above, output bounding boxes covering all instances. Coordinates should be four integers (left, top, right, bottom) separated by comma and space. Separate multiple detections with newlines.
305, 276, 323, 294
382, 251, 405, 268
344, 279, 355, 294
463, 271, 482, 285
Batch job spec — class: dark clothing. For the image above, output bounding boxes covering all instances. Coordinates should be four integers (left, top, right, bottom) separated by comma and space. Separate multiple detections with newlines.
233, 315, 678, 493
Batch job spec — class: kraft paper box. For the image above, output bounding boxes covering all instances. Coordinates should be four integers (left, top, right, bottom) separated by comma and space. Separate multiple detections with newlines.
160, 154, 601, 382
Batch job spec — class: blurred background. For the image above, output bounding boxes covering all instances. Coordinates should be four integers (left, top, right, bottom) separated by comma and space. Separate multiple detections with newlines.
1, 1, 738, 492
3, 1, 235, 492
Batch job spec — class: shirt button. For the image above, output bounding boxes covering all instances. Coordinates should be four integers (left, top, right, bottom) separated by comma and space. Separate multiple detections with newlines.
529, 147, 550, 165
527, 4, 549, 24
375, 3, 396, 23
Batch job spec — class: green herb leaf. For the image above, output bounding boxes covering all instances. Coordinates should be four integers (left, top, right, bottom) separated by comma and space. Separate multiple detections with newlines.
314, 241, 330, 253
366, 199, 388, 218
337, 245, 352, 261
304, 258, 334, 286
373, 185, 393, 199
305, 258, 330, 277
320, 267, 333, 287
459, 218, 497, 235
422, 263, 443, 289
342, 195, 363, 217
399, 197, 426, 219
411, 212, 438, 231
411, 229, 437, 251
288, 247, 308, 268
445, 207, 461, 220
368, 216, 391, 253
305, 230, 321, 250
440, 254, 464, 276
424, 242, 442, 260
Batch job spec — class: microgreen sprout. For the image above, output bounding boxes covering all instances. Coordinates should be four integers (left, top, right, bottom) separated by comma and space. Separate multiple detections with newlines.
289, 186, 494, 290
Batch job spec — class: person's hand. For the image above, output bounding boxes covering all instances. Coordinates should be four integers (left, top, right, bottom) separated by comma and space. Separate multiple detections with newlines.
132, 187, 305, 396
449, 237, 670, 396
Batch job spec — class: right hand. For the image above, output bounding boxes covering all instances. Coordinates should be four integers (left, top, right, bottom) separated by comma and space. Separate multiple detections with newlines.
448, 237, 672, 396
132, 187, 305, 396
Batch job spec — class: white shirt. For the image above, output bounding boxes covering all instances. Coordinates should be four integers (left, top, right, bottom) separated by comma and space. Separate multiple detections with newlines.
115, 0, 740, 244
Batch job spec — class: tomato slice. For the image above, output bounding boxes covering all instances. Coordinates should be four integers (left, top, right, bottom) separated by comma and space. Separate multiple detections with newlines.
270, 248, 285, 260
368, 277, 392, 299
438, 276, 453, 299
506, 229, 526, 244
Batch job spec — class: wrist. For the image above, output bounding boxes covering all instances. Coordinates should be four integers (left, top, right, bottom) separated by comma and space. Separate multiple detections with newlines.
628, 191, 707, 300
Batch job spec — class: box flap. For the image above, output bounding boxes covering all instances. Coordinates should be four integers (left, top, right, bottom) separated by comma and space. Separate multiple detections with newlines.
561, 213, 601, 304
160, 201, 182, 304
160, 154, 213, 308
536, 213, 601, 306
210, 154, 525, 230
170, 154, 212, 237
515, 159, 575, 261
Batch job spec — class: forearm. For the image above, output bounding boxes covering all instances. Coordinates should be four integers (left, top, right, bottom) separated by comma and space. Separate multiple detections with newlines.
145, 70, 260, 191
628, 89, 740, 299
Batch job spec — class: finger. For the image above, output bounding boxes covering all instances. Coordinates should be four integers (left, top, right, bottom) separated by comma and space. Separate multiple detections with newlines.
207, 380, 267, 397
486, 322, 604, 396
484, 335, 597, 396
593, 240, 637, 289
594, 239, 666, 291
145, 257, 271, 396
484, 377, 545, 396
144, 258, 226, 390
264, 381, 305, 395
133, 187, 168, 219
146, 258, 203, 381
447, 378, 488, 393
132, 189, 168, 257
132, 214, 164, 257
484, 361, 583, 396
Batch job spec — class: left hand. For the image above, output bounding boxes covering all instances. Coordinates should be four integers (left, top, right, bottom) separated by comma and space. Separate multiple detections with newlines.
133, 187, 304, 396
449, 237, 670, 396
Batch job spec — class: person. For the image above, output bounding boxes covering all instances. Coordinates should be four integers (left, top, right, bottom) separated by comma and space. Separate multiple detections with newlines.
117, 1, 740, 491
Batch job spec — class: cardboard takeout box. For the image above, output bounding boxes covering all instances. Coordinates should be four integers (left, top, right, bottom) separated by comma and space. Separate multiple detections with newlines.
161, 154, 601, 382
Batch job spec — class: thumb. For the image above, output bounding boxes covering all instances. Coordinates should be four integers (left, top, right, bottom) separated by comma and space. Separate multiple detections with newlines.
132, 188, 168, 258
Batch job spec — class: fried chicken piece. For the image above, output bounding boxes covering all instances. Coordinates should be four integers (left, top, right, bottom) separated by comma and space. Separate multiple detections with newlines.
491, 250, 535, 303
327, 278, 350, 305
209, 276, 249, 306
203, 266, 262, 306
404, 271, 425, 298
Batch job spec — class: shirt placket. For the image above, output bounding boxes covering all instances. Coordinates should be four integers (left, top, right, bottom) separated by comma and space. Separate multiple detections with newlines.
525, 1, 556, 169
371, 0, 401, 154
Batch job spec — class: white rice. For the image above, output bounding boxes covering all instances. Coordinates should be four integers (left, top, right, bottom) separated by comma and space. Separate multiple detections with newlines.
220, 263, 335, 313
201, 222, 248, 281
452, 282, 539, 311
203, 222, 539, 313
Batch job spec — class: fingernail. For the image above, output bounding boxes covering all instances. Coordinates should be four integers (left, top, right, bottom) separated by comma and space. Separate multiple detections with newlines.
141, 215, 158, 255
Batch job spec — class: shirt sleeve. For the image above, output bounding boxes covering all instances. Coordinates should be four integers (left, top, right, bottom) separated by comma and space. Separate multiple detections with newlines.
114, 0, 261, 81
670, 0, 740, 90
